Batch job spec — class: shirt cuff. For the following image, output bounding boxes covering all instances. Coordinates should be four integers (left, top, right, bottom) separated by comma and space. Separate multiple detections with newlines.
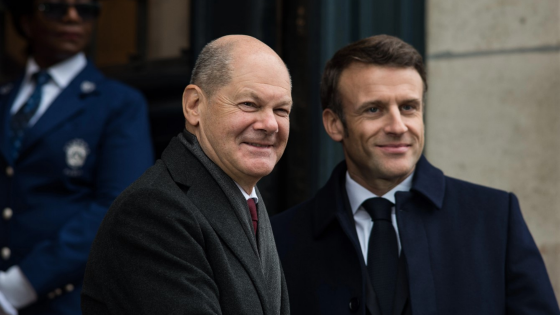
0, 266, 37, 309
0, 291, 17, 315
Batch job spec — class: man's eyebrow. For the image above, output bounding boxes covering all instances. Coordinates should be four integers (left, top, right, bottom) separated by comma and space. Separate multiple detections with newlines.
400, 98, 421, 105
357, 100, 386, 111
245, 91, 292, 106
247, 91, 264, 103
357, 98, 421, 109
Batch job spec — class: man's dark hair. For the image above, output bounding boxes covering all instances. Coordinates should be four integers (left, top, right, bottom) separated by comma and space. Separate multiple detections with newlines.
320, 34, 427, 129
190, 39, 234, 99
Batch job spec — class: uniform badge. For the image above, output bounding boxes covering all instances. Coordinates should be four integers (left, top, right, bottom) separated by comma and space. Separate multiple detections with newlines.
63, 139, 90, 176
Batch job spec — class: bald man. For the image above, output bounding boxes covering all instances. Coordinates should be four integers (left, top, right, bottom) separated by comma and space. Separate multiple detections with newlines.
81, 35, 292, 315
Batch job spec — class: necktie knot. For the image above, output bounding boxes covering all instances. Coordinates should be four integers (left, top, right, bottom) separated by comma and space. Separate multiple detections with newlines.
362, 197, 393, 221
34, 71, 51, 87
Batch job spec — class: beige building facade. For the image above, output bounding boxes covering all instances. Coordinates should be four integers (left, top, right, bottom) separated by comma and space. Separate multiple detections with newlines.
425, 0, 560, 300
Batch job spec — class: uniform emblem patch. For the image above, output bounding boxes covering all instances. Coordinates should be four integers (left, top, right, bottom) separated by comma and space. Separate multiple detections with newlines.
63, 139, 90, 176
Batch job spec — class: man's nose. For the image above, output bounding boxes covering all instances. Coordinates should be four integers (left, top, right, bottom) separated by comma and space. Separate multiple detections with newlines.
253, 109, 279, 134
62, 5, 83, 22
383, 106, 408, 135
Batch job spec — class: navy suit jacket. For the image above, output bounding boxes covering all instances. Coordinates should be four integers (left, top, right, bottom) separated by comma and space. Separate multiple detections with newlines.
0, 61, 153, 315
272, 156, 559, 315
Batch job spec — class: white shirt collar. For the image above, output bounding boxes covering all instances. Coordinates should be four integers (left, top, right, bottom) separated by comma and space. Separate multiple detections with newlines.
25, 52, 87, 89
235, 182, 259, 203
346, 171, 414, 215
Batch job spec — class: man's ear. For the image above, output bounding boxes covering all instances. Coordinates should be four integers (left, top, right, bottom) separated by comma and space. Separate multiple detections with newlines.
20, 16, 32, 39
182, 84, 205, 127
322, 109, 344, 142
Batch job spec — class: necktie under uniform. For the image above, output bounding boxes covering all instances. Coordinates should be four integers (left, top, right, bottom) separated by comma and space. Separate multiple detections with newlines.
9, 71, 51, 160
363, 197, 398, 315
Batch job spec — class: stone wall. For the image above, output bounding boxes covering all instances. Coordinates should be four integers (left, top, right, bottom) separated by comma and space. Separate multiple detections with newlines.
425, 0, 560, 301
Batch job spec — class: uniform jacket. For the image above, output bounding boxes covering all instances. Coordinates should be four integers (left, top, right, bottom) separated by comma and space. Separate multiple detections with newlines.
271, 156, 559, 315
81, 131, 290, 315
0, 61, 154, 315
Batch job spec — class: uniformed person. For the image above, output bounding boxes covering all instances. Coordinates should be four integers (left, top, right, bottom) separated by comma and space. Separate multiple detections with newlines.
0, 1, 153, 314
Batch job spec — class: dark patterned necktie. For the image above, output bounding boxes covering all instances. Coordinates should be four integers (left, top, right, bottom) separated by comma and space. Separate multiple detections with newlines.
363, 197, 398, 315
247, 198, 258, 235
9, 71, 51, 160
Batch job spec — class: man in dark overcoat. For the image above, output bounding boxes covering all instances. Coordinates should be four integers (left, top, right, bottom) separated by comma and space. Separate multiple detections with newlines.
82, 35, 292, 315
271, 35, 559, 315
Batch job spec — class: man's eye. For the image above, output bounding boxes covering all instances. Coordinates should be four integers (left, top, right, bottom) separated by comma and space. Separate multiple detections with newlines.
401, 105, 415, 111
241, 102, 257, 108
367, 107, 379, 113
275, 108, 290, 117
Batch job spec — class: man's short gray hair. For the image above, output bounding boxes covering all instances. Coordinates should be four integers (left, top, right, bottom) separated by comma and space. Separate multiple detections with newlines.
190, 39, 234, 98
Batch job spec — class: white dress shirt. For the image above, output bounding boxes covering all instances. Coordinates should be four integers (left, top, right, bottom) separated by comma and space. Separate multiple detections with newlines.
235, 182, 259, 204
10, 53, 87, 126
345, 172, 413, 264
0, 53, 87, 314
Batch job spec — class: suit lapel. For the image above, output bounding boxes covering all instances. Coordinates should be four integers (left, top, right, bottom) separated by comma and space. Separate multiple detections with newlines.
393, 255, 410, 315
19, 62, 102, 157
164, 134, 272, 314
0, 78, 23, 164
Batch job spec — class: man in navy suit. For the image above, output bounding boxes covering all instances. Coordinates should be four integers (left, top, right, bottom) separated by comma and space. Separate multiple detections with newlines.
0, 1, 153, 314
271, 35, 559, 315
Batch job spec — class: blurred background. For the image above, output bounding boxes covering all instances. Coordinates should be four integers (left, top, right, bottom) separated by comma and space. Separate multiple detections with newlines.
0, 0, 558, 300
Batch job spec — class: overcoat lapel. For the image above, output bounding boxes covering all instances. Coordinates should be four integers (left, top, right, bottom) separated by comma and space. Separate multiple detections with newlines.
0, 77, 23, 164
395, 155, 445, 315
313, 162, 382, 315
20, 62, 102, 157
164, 134, 272, 314
255, 193, 283, 315
396, 182, 441, 314
177, 132, 259, 254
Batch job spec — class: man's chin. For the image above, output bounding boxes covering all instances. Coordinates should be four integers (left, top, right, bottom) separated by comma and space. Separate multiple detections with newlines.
241, 161, 276, 179
378, 163, 415, 181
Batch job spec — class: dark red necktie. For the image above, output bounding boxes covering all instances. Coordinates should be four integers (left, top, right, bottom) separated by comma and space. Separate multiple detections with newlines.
247, 198, 258, 235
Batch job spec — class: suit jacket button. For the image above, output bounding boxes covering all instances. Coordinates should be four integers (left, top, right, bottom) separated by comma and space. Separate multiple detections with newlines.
65, 284, 74, 292
349, 297, 360, 312
3, 208, 13, 220
1, 247, 11, 260
5, 166, 14, 177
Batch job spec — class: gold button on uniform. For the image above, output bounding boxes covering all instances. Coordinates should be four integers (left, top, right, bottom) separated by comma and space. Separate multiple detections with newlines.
65, 284, 74, 292
54, 288, 62, 296
1, 247, 10, 260
47, 292, 56, 299
3, 208, 13, 220
5, 166, 13, 177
